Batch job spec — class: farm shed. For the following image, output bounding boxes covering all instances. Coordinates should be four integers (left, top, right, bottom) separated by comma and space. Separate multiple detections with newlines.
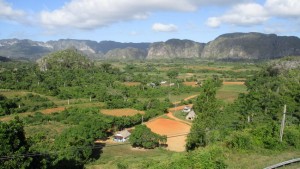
186, 110, 196, 120
113, 129, 131, 142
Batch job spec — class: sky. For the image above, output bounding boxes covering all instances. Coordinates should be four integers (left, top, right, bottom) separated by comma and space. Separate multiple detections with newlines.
0, 0, 300, 43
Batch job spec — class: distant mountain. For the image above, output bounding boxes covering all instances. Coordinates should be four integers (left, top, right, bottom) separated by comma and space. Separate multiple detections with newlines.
0, 32, 300, 61
201, 32, 300, 60
147, 39, 205, 59
0, 39, 150, 60
0, 56, 11, 62
97, 41, 150, 54
104, 47, 147, 60
0, 39, 52, 60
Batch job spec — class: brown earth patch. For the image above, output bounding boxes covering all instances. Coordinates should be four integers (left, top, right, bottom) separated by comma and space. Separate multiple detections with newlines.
183, 82, 199, 87
101, 108, 145, 117
223, 81, 245, 85
0, 107, 66, 122
146, 118, 190, 152
41, 107, 66, 114
123, 82, 141, 86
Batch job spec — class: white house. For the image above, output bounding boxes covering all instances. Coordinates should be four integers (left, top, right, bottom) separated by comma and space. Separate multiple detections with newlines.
113, 129, 131, 142
182, 106, 191, 113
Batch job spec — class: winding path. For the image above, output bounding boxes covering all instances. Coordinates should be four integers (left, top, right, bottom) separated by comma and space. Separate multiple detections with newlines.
166, 104, 193, 126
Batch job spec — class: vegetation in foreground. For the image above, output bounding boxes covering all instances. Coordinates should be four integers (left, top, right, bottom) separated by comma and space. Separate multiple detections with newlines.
0, 50, 299, 168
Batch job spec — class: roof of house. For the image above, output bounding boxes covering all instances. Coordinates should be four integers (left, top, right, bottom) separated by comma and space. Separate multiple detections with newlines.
115, 129, 131, 138
186, 110, 196, 119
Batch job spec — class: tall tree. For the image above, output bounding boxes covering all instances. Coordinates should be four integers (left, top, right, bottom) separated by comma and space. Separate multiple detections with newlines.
129, 125, 166, 149
0, 117, 32, 169
186, 77, 222, 150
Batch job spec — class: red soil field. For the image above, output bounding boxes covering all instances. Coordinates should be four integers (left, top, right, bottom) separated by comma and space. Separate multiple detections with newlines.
41, 107, 65, 114
183, 82, 199, 87
223, 81, 245, 85
101, 108, 145, 117
146, 118, 191, 152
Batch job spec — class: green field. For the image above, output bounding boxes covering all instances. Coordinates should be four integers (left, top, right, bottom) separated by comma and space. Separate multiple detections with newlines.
216, 84, 247, 103
86, 144, 300, 169
173, 110, 189, 121
86, 144, 175, 169
226, 150, 300, 169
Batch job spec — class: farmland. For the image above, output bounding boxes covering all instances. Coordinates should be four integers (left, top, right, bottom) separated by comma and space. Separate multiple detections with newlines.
0, 54, 299, 169
101, 108, 145, 117
146, 118, 190, 152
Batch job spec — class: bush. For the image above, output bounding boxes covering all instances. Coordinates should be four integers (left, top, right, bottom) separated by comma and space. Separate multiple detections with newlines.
153, 146, 227, 169
117, 162, 128, 169
251, 123, 284, 150
284, 126, 300, 148
129, 125, 165, 149
225, 131, 253, 150
192, 146, 227, 169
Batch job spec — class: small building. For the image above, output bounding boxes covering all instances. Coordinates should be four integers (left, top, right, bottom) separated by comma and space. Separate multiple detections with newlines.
113, 129, 131, 142
182, 106, 191, 113
186, 110, 196, 120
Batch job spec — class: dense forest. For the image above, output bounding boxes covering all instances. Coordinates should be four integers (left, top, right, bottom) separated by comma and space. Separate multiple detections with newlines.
0, 50, 299, 168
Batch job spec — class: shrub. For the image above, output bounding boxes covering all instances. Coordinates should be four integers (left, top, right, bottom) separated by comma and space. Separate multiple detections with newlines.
284, 126, 300, 148
225, 131, 253, 150
117, 162, 128, 169
129, 125, 165, 149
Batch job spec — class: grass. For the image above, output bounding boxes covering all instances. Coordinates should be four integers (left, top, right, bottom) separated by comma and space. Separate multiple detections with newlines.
24, 121, 70, 138
86, 144, 175, 169
220, 84, 247, 92
168, 91, 200, 103
173, 110, 188, 121
216, 84, 247, 103
226, 150, 300, 169
85, 142, 300, 169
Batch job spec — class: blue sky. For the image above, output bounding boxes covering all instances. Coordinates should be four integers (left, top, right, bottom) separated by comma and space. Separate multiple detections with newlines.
0, 0, 300, 42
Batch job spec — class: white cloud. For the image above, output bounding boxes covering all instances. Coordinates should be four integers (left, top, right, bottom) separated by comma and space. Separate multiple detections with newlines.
39, 0, 244, 30
206, 3, 269, 27
0, 0, 26, 22
265, 0, 300, 18
40, 0, 195, 30
206, 17, 221, 28
152, 23, 178, 32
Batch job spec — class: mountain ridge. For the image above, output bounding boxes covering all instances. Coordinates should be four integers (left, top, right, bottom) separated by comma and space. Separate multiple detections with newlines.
0, 32, 299, 60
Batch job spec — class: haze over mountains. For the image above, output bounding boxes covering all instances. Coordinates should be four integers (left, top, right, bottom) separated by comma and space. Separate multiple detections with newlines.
1, 32, 300, 61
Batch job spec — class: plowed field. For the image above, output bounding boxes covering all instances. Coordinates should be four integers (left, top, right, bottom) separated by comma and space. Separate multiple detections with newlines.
101, 108, 145, 117
146, 118, 190, 152
223, 81, 245, 85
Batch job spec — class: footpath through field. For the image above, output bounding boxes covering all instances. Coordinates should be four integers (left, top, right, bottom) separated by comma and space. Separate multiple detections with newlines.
167, 104, 193, 126
172, 95, 198, 105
